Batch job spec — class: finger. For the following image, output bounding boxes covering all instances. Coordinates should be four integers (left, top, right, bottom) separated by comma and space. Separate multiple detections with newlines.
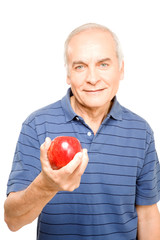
40, 137, 52, 163
60, 152, 83, 175
78, 149, 89, 175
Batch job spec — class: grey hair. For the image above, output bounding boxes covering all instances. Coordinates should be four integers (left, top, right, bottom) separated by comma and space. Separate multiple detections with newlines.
64, 23, 124, 71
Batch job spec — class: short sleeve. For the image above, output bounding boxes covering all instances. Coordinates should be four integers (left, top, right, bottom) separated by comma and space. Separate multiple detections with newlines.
136, 126, 160, 205
6, 118, 41, 195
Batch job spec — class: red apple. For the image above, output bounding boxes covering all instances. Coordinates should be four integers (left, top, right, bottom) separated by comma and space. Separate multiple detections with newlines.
47, 136, 82, 169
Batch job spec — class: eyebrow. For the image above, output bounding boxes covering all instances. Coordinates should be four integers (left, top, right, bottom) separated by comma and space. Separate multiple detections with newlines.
72, 61, 85, 67
72, 58, 111, 67
98, 58, 111, 63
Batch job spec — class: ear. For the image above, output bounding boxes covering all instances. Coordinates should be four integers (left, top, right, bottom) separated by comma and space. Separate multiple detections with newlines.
120, 60, 124, 80
67, 75, 71, 85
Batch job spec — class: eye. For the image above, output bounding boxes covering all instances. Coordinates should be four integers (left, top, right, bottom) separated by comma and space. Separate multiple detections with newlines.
99, 63, 108, 68
76, 65, 83, 69
75, 65, 85, 71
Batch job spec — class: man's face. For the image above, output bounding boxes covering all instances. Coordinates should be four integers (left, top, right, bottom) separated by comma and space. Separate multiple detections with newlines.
66, 29, 124, 110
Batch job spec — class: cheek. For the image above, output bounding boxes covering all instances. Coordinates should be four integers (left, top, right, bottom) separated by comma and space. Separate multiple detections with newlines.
102, 70, 121, 84
110, 79, 120, 96
70, 72, 86, 87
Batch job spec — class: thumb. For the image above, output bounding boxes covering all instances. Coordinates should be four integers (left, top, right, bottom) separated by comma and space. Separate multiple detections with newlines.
40, 137, 52, 161
45, 137, 52, 149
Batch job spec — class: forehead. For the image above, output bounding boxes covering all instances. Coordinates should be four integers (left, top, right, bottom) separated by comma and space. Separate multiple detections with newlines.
67, 29, 117, 61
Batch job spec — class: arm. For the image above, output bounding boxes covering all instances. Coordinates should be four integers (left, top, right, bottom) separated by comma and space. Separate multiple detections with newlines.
4, 137, 89, 232
136, 204, 160, 240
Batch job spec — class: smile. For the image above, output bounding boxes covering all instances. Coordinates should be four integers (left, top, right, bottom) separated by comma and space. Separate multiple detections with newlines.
84, 89, 105, 93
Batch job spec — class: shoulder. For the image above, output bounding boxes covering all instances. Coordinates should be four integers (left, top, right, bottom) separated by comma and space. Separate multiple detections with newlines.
23, 100, 63, 127
121, 105, 153, 135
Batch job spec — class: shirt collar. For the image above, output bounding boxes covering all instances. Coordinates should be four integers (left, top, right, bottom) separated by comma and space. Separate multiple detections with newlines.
108, 96, 123, 121
61, 88, 77, 122
61, 88, 123, 122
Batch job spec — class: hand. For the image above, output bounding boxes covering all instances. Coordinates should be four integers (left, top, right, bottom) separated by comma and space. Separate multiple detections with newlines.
40, 137, 89, 193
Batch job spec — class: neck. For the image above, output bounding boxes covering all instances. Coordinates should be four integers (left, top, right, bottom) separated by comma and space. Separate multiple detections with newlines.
70, 96, 112, 134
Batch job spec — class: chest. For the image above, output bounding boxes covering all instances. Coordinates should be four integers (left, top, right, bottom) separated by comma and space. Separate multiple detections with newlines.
38, 116, 146, 186
74, 119, 145, 193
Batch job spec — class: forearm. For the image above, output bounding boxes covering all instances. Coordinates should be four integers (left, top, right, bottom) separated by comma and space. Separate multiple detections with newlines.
4, 138, 89, 232
137, 204, 160, 240
4, 172, 57, 231
137, 217, 160, 240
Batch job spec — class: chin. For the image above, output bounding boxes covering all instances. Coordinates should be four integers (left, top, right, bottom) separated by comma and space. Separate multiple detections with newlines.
84, 95, 110, 106
83, 100, 107, 109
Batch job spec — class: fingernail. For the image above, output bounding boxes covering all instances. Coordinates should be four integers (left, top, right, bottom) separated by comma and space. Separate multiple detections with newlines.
45, 137, 51, 143
84, 148, 88, 154
78, 152, 83, 157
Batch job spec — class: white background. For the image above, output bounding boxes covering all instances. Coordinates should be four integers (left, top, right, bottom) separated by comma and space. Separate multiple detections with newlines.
0, 0, 160, 239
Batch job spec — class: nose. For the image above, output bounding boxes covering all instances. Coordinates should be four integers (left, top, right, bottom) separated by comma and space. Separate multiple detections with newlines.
86, 66, 99, 85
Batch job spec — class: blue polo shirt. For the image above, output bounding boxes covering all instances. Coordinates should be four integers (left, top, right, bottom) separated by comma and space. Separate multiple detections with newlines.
7, 88, 160, 240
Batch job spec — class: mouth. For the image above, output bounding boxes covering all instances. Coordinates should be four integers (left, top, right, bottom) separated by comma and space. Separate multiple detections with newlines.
84, 88, 105, 93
